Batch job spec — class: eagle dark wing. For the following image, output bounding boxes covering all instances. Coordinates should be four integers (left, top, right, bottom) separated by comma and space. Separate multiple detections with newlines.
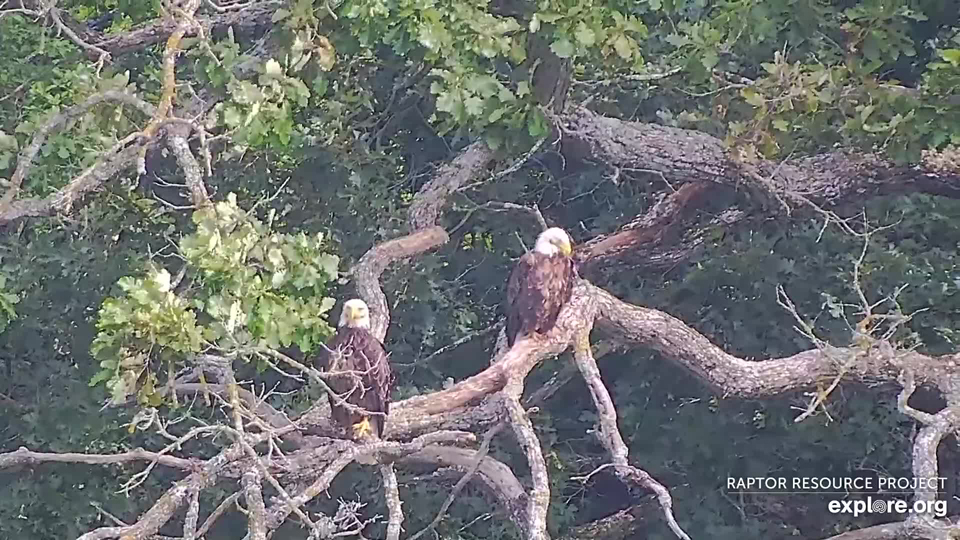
316, 327, 393, 437
504, 252, 575, 346
505, 253, 536, 346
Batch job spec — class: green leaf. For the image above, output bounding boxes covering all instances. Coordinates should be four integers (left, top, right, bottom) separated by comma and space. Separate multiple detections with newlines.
939, 49, 960, 67
612, 34, 633, 60
464, 96, 484, 117
264, 59, 283, 77
0, 130, 18, 151
527, 108, 549, 138
741, 88, 766, 108
574, 23, 596, 47
665, 33, 690, 48
317, 253, 340, 278
700, 49, 719, 70
550, 39, 575, 59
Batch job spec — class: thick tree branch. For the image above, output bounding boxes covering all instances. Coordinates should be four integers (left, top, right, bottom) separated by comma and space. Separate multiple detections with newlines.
407, 423, 504, 540
562, 106, 960, 271
241, 467, 268, 540
819, 522, 910, 540
353, 227, 450, 341
166, 123, 212, 207
407, 140, 498, 231
351, 140, 497, 340
0, 139, 146, 224
91, 2, 279, 58
562, 106, 960, 203
76, 442, 248, 540
401, 445, 527, 514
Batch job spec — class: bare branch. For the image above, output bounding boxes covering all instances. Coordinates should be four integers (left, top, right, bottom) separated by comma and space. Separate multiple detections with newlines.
0, 90, 154, 216
76, 442, 248, 540
381, 464, 403, 540
91, 2, 280, 57
572, 331, 690, 540
45, 5, 111, 64
0, 446, 196, 471
183, 488, 201, 540
264, 431, 476, 529
166, 123, 212, 207
241, 467, 268, 540
407, 140, 498, 231
503, 392, 550, 540
818, 522, 909, 540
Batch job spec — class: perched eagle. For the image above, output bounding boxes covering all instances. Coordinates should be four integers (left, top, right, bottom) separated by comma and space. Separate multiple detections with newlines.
504, 227, 576, 346
316, 298, 393, 440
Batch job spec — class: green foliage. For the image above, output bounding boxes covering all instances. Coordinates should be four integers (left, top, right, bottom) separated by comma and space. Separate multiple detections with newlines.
90, 193, 339, 406
0, 272, 19, 334
3, 1, 960, 539
195, 29, 316, 150
0, 188, 179, 540
339, 0, 648, 142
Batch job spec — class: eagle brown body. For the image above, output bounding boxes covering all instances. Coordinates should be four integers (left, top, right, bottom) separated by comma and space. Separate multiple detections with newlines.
504, 228, 576, 346
316, 301, 393, 439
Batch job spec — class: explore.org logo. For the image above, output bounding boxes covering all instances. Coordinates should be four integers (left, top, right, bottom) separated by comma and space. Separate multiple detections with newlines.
725, 474, 951, 520
828, 497, 947, 518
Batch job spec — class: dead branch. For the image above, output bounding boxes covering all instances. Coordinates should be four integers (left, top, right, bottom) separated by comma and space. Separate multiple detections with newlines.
241, 467, 268, 540
0, 136, 145, 224
562, 105, 960, 272
76, 442, 249, 540
183, 487, 200, 539
165, 122, 212, 207
90, 2, 279, 58
503, 392, 550, 540
381, 464, 403, 540
0, 90, 154, 216
572, 330, 690, 540
818, 522, 910, 540
45, 4, 111, 64
562, 106, 960, 204
0, 446, 196, 471
400, 445, 528, 528
263, 431, 476, 529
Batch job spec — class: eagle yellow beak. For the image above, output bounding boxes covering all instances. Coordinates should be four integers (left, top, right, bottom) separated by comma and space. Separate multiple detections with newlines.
560, 241, 573, 257
346, 306, 365, 322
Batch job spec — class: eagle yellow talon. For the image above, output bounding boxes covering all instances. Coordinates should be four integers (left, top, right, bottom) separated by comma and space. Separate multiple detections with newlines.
352, 418, 373, 439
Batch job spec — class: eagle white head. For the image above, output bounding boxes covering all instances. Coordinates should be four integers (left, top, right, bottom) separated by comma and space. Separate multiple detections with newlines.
339, 298, 371, 329
533, 227, 573, 257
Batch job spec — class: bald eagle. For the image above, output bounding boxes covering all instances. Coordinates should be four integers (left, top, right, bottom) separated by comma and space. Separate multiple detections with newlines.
504, 227, 576, 346
316, 299, 393, 440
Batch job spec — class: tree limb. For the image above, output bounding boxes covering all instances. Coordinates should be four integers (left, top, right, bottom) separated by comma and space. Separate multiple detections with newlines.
381, 464, 403, 540
503, 392, 550, 540
0, 90, 154, 218
0, 446, 196, 471
572, 330, 690, 540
